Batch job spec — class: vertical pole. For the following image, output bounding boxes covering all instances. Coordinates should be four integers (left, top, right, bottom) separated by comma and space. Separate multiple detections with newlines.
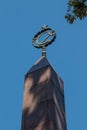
42, 46, 46, 57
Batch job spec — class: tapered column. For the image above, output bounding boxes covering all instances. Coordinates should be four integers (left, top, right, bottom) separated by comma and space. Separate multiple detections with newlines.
21, 57, 67, 130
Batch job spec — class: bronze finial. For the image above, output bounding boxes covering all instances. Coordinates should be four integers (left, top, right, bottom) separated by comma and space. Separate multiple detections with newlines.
32, 25, 56, 57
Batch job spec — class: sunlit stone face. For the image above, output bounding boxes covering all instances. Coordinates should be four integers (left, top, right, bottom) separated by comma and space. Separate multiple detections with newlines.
23, 77, 34, 110
38, 67, 51, 84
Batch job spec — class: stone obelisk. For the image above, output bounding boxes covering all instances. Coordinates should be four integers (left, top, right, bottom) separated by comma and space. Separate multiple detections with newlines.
21, 26, 67, 130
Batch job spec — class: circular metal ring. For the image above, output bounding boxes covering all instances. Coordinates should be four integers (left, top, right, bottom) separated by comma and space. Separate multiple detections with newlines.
32, 25, 56, 49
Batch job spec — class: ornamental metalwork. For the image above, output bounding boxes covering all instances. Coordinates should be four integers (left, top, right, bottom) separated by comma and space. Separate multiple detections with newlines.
32, 25, 56, 56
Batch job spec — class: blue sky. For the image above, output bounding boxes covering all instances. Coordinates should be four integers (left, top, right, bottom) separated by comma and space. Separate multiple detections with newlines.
0, 0, 87, 130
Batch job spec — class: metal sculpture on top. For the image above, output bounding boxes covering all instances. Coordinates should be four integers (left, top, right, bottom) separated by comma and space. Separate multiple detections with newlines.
32, 25, 56, 57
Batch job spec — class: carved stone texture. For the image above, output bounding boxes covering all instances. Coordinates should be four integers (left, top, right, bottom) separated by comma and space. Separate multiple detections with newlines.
21, 57, 67, 130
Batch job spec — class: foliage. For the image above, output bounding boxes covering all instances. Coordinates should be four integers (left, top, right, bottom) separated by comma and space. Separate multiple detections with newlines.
65, 0, 87, 24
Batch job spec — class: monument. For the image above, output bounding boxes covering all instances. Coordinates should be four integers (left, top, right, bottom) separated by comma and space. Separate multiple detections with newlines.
21, 25, 67, 130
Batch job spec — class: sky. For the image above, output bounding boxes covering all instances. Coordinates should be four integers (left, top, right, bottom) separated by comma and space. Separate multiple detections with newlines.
0, 0, 87, 130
